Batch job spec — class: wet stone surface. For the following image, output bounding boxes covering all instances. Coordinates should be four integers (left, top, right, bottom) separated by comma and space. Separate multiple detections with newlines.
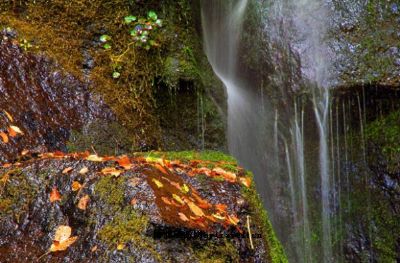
0, 152, 268, 262
0, 31, 113, 162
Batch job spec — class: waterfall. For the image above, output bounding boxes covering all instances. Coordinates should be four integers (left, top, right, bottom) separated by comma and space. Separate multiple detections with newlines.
201, 0, 335, 262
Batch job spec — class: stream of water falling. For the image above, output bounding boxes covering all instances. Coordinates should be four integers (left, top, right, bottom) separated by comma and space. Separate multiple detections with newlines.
201, 0, 334, 262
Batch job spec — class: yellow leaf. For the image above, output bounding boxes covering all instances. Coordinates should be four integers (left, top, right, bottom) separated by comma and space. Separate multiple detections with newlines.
9, 125, 23, 136
79, 167, 89, 174
152, 178, 163, 188
180, 184, 190, 194
187, 201, 205, 217
117, 243, 125, 250
86, 155, 104, 162
239, 177, 252, 188
3, 110, 13, 122
212, 213, 226, 220
172, 194, 185, 205
101, 167, 122, 177
54, 225, 72, 242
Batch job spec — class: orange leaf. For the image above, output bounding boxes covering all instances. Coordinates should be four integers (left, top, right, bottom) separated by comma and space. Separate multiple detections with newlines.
154, 163, 169, 175
239, 177, 252, 188
78, 195, 90, 210
117, 156, 132, 169
8, 125, 23, 137
0, 132, 8, 143
71, 181, 82, 192
228, 215, 240, 225
215, 204, 227, 213
130, 198, 138, 205
50, 187, 61, 202
62, 167, 73, 174
49, 225, 78, 252
2, 163, 12, 168
212, 167, 236, 182
178, 212, 189, 222
187, 201, 205, 217
50, 236, 78, 252
21, 149, 29, 156
161, 197, 172, 205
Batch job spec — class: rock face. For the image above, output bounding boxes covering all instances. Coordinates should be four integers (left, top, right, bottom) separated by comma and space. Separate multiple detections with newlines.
0, 31, 113, 162
0, 151, 287, 262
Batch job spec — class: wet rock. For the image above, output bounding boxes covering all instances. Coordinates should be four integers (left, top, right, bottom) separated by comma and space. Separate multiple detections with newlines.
0, 32, 113, 162
0, 152, 283, 262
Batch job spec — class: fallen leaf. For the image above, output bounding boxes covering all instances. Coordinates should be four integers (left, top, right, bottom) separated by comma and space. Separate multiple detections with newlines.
62, 167, 73, 174
50, 187, 62, 202
101, 167, 122, 177
181, 184, 190, 194
21, 149, 29, 155
79, 167, 89, 174
212, 213, 226, 220
49, 225, 78, 252
228, 215, 240, 225
154, 163, 169, 175
8, 125, 23, 137
0, 132, 8, 143
239, 177, 252, 188
2, 163, 12, 168
152, 178, 163, 188
178, 212, 189, 222
91, 246, 98, 252
172, 194, 185, 205
117, 243, 125, 250
130, 198, 138, 205
3, 110, 13, 122
71, 181, 82, 191
117, 156, 132, 169
86, 155, 104, 162
187, 201, 205, 217
212, 167, 236, 182
161, 197, 172, 205
215, 204, 227, 213
78, 195, 90, 210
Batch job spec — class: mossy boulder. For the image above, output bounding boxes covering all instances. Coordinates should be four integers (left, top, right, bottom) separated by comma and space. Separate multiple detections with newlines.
0, 151, 287, 262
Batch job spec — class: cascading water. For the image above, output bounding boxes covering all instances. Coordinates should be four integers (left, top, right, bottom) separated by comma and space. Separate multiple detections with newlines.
201, 0, 336, 262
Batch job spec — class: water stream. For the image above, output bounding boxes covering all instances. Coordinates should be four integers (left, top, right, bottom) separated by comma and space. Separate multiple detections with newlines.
201, 0, 335, 262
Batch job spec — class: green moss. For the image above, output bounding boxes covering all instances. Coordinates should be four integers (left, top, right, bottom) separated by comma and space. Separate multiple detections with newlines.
365, 110, 400, 172
0, 168, 38, 221
242, 172, 288, 263
193, 239, 240, 263
95, 176, 126, 214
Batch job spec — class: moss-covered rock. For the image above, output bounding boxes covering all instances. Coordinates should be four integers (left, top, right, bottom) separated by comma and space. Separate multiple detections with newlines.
0, 151, 287, 262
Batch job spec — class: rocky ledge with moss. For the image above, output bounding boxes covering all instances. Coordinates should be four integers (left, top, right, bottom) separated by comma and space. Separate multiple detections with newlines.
0, 150, 287, 263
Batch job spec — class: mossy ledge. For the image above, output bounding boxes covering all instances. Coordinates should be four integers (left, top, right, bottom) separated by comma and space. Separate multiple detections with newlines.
0, 151, 287, 262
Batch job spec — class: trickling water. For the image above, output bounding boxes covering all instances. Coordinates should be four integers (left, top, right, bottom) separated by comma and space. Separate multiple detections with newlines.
201, 0, 337, 262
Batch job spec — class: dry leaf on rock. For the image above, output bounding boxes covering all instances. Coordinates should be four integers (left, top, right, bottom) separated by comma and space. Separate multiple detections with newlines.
50, 187, 61, 203
49, 225, 78, 252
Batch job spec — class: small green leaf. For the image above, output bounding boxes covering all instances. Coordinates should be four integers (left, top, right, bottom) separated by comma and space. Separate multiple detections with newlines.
124, 15, 137, 24
130, 29, 137, 36
145, 45, 150, 50
148, 11, 157, 21
100, 35, 111, 43
103, 43, 112, 49
112, 71, 121, 79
